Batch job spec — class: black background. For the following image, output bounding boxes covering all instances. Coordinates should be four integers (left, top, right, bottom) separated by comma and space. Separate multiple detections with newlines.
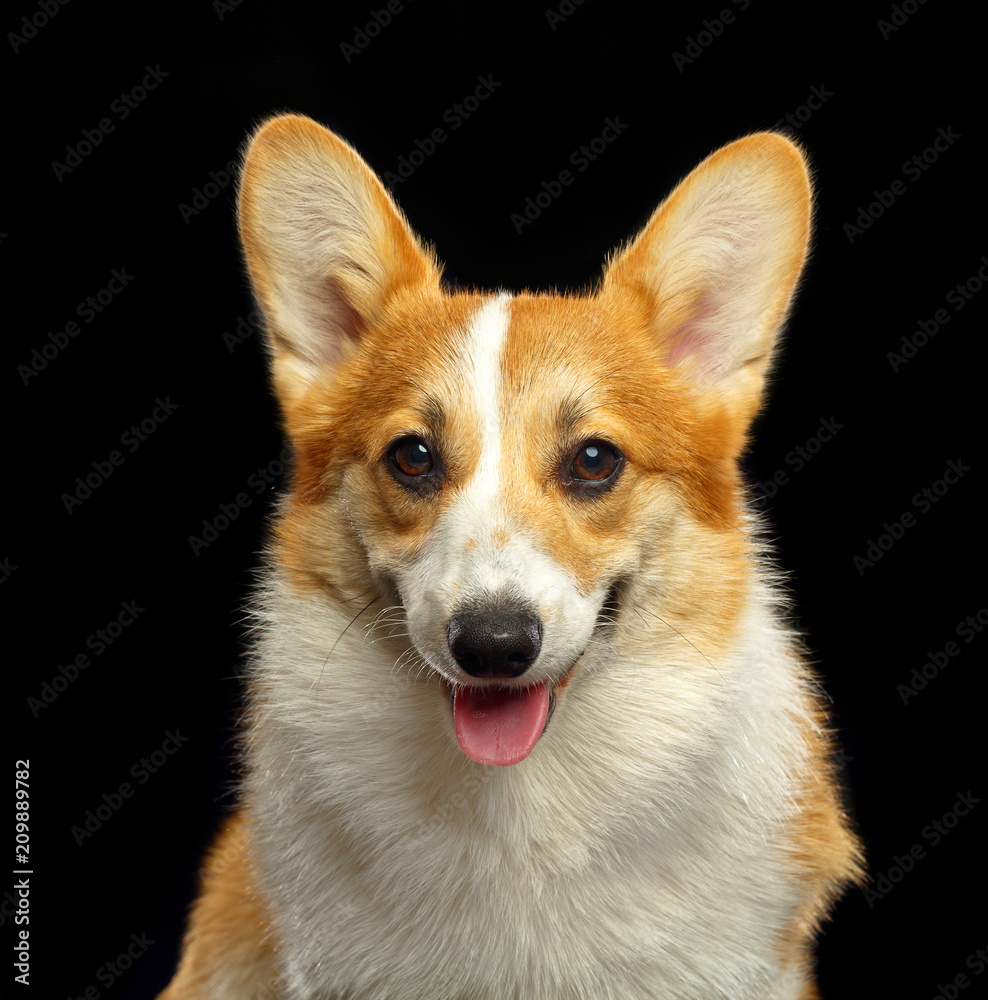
6, 2, 986, 999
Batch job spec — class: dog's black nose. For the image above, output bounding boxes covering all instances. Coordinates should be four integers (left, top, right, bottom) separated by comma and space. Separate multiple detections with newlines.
447, 612, 542, 679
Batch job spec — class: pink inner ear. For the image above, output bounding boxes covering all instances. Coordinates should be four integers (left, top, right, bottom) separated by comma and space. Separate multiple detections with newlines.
320, 279, 365, 356
667, 319, 708, 366
665, 294, 726, 379
289, 276, 365, 369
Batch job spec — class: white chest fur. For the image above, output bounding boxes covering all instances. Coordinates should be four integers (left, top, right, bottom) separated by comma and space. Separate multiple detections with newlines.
245, 576, 814, 1000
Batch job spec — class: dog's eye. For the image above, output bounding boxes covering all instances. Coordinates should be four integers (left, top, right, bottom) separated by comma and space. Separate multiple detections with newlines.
391, 437, 434, 477
388, 436, 443, 496
569, 441, 621, 484
386, 436, 443, 496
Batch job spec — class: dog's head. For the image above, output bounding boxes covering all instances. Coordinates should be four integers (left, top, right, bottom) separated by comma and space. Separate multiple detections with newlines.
239, 115, 811, 766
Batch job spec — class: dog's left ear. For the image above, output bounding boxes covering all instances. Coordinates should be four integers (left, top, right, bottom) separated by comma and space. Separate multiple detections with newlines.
602, 132, 812, 434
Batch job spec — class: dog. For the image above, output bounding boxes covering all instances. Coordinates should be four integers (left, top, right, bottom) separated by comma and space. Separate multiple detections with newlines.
159, 115, 861, 1000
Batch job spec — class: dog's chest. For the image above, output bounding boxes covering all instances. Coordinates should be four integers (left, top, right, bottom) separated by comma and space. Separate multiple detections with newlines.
257, 756, 803, 1000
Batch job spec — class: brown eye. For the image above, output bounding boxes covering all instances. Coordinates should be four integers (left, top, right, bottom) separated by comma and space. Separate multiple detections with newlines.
572, 441, 619, 482
392, 437, 434, 477
562, 440, 623, 498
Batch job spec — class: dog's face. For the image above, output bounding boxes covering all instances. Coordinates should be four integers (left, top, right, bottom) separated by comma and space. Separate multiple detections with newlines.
239, 116, 811, 765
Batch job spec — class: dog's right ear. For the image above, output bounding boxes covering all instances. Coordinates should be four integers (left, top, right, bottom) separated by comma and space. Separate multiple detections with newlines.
238, 114, 441, 412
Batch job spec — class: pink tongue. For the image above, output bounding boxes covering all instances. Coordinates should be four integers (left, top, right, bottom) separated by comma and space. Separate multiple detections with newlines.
453, 684, 550, 766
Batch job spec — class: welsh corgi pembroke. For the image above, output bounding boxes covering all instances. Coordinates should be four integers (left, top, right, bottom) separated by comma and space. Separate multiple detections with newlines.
160, 115, 861, 1000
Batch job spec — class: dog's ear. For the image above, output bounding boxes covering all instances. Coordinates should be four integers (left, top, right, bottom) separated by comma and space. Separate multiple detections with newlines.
238, 114, 441, 412
602, 132, 812, 432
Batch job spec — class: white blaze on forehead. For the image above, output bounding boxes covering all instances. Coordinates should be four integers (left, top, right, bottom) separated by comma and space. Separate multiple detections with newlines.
400, 291, 603, 679
460, 293, 510, 497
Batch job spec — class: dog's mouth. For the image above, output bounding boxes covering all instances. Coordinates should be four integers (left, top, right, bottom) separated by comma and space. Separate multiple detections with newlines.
441, 581, 621, 767
447, 680, 556, 767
